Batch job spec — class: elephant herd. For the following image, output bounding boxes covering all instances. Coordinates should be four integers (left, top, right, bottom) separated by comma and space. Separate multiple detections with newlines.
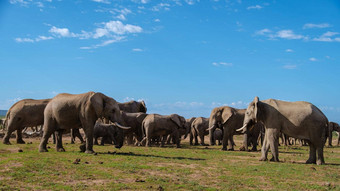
1, 92, 339, 165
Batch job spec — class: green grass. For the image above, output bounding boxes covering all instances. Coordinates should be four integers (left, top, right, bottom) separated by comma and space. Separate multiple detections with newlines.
0, 136, 339, 190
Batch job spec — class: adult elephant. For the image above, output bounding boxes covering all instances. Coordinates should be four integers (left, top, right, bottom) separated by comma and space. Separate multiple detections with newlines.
141, 114, 186, 148
119, 100, 147, 113
121, 112, 148, 145
208, 106, 245, 150
39, 92, 130, 153
328, 122, 340, 146
3, 98, 51, 144
239, 122, 264, 152
237, 97, 328, 165
190, 117, 209, 146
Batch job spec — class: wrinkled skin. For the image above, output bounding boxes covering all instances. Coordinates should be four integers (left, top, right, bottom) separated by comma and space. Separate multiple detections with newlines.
93, 121, 125, 148
209, 106, 245, 150
190, 117, 209, 146
3, 99, 51, 144
118, 100, 147, 113
141, 114, 186, 148
240, 123, 264, 152
39, 92, 129, 154
213, 128, 223, 145
52, 128, 84, 144
120, 112, 148, 145
239, 97, 328, 165
328, 122, 340, 146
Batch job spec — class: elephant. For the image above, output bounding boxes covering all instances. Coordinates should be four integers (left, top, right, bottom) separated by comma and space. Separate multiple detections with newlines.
328, 122, 340, 146
3, 98, 51, 144
237, 97, 328, 165
214, 128, 223, 145
167, 117, 196, 145
52, 128, 85, 144
141, 114, 187, 148
190, 117, 209, 146
120, 112, 148, 145
93, 121, 125, 146
208, 106, 245, 150
239, 122, 264, 151
118, 100, 147, 113
39, 92, 130, 153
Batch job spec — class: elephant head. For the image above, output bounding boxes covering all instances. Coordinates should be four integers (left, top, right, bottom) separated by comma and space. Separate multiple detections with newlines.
170, 114, 187, 130
208, 106, 235, 145
184, 117, 196, 139
90, 93, 130, 130
139, 101, 147, 113
237, 96, 260, 133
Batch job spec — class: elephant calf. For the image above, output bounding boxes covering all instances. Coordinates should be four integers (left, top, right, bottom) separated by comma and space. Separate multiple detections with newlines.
190, 117, 209, 146
93, 121, 125, 147
328, 122, 340, 146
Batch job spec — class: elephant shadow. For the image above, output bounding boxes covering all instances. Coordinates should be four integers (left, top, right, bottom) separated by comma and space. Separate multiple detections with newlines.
97, 151, 206, 161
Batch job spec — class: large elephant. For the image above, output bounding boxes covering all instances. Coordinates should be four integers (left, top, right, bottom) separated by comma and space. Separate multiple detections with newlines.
237, 97, 328, 165
190, 117, 209, 146
328, 122, 340, 146
3, 98, 51, 144
39, 92, 130, 153
93, 121, 125, 147
208, 106, 245, 150
118, 100, 147, 113
141, 114, 186, 148
120, 112, 148, 145
239, 122, 264, 151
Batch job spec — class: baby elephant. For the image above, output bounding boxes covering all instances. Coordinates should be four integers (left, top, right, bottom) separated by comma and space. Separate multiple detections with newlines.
93, 121, 126, 148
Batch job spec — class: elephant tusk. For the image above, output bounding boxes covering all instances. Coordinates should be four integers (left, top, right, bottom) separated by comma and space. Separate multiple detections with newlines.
236, 124, 247, 132
114, 122, 131, 130
206, 125, 215, 131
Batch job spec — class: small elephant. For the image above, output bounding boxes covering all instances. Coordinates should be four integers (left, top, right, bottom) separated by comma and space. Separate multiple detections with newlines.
120, 112, 148, 145
93, 121, 125, 147
328, 122, 340, 146
214, 128, 223, 145
190, 117, 209, 146
208, 106, 245, 150
39, 92, 130, 153
3, 98, 51, 145
240, 123, 264, 152
238, 97, 328, 165
52, 128, 84, 144
118, 100, 147, 113
141, 114, 186, 148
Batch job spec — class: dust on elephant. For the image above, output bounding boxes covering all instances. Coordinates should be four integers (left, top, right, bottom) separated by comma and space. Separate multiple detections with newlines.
93, 121, 125, 147
237, 97, 328, 165
208, 106, 245, 150
39, 92, 130, 153
118, 100, 147, 113
328, 122, 340, 146
240, 122, 264, 152
120, 112, 148, 145
3, 98, 51, 144
141, 114, 186, 148
190, 117, 209, 146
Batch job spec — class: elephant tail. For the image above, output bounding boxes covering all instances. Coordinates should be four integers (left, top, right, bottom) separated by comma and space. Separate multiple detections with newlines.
3, 110, 10, 130
141, 120, 146, 138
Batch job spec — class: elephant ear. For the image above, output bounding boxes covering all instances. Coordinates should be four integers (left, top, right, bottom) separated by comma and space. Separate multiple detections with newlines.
136, 113, 147, 123
253, 96, 260, 121
221, 108, 235, 124
170, 114, 182, 128
140, 101, 147, 113
90, 92, 105, 118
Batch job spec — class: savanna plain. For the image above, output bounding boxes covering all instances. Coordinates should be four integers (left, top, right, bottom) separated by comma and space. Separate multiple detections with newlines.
0, 130, 339, 191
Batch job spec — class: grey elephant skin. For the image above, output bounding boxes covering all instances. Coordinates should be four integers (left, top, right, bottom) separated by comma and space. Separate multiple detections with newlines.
328, 122, 340, 146
141, 114, 186, 148
190, 117, 209, 146
39, 92, 129, 153
3, 98, 51, 144
238, 96, 328, 165
93, 121, 125, 147
118, 100, 147, 113
208, 106, 244, 150
120, 112, 148, 145
240, 122, 264, 152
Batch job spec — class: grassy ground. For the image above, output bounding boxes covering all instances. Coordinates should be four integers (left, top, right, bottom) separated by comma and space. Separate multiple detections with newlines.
0, 135, 339, 191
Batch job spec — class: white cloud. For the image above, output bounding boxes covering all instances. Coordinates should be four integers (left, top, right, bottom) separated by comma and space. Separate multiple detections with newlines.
309, 57, 317, 62
303, 23, 331, 29
132, 48, 143, 52
154, 19, 161, 22
276, 30, 305, 40
283, 65, 297, 70
185, 0, 199, 5
80, 36, 125, 49
49, 26, 76, 37
0, 97, 22, 109
152, 3, 171, 11
212, 62, 233, 67
15, 37, 34, 43
285, 49, 294, 52
35, 36, 54, 42
94, 21, 142, 37
9, 0, 29, 6
92, 0, 110, 4
255, 28, 271, 35
313, 31, 340, 42
247, 5, 262, 10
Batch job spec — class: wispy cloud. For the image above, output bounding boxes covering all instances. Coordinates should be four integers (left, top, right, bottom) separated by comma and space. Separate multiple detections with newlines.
15, 37, 34, 43
285, 49, 294, 52
152, 3, 171, 11
283, 64, 297, 70
313, 31, 340, 42
276, 30, 306, 40
303, 23, 331, 29
255, 28, 271, 35
94, 20, 142, 37
247, 5, 262, 10
80, 36, 126, 49
132, 48, 143, 52
92, 0, 111, 4
212, 62, 233, 67
309, 57, 317, 62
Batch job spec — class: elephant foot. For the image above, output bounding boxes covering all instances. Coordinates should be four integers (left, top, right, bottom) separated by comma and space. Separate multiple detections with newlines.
39, 147, 48, 152
79, 144, 86, 152
176, 145, 181, 148
2, 140, 11, 145
270, 157, 279, 162
194, 143, 199, 146
218, 143, 222, 146
259, 157, 268, 161
200, 143, 208, 146
57, 147, 66, 152
17, 140, 26, 144
305, 158, 316, 164
221, 147, 228, 151
85, 150, 96, 154
239, 146, 246, 151
316, 160, 325, 165
227, 148, 234, 151
251, 148, 258, 152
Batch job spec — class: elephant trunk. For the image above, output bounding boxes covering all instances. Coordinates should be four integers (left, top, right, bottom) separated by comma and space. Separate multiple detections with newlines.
209, 124, 217, 146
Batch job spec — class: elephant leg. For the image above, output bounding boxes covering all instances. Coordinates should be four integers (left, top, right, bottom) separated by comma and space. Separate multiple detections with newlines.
160, 135, 167, 147
39, 120, 56, 152
221, 127, 228, 151
52, 132, 56, 144
100, 136, 105, 146
241, 133, 248, 151
189, 132, 193, 145
75, 129, 84, 144
259, 131, 270, 161
55, 130, 65, 152
82, 124, 95, 154
209, 128, 216, 146
126, 134, 134, 145
337, 133, 340, 146
166, 135, 171, 145
2, 120, 17, 145
328, 128, 333, 147
16, 128, 25, 144
268, 129, 280, 162
70, 129, 75, 144
227, 134, 234, 151
194, 132, 199, 145
251, 136, 258, 151
316, 145, 325, 165
94, 136, 99, 145
199, 133, 206, 146
306, 142, 317, 164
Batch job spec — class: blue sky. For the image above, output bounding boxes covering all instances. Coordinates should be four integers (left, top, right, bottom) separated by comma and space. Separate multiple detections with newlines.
1, 0, 340, 122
